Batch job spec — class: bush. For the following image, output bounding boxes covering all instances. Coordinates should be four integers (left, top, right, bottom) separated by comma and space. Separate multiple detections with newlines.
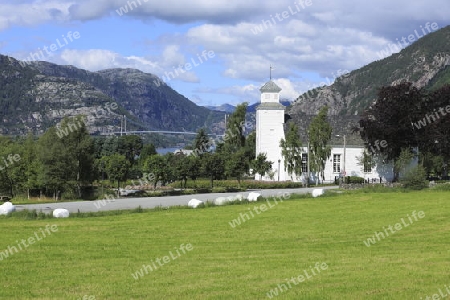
169, 179, 305, 190
345, 176, 365, 184
433, 183, 450, 191
400, 165, 428, 190
211, 187, 227, 193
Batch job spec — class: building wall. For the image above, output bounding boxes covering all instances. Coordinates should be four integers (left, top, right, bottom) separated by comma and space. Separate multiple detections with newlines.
256, 143, 398, 184
319, 147, 394, 184
295, 146, 397, 184
256, 109, 287, 181
260, 92, 279, 103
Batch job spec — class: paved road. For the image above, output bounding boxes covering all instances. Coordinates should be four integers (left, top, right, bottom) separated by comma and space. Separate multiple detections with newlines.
16, 186, 338, 214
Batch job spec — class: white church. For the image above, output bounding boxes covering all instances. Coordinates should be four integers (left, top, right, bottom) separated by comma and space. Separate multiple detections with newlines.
255, 79, 395, 184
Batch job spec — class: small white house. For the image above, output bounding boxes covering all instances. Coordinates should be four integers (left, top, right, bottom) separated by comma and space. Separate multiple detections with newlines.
255, 79, 400, 184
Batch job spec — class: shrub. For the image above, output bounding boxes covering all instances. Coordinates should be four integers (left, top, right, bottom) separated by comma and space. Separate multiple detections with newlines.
400, 165, 428, 190
345, 176, 365, 184
211, 187, 227, 193
433, 183, 450, 191
169, 179, 305, 190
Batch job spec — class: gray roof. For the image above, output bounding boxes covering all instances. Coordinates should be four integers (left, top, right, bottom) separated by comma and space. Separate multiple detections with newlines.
256, 102, 286, 110
260, 80, 282, 93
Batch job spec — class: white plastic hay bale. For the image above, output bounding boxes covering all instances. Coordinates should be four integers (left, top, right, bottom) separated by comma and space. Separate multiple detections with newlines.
247, 192, 261, 202
214, 197, 229, 206
312, 189, 325, 198
188, 199, 203, 208
236, 194, 244, 201
227, 195, 238, 202
53, 208, 70, 218
0, 202, 15, 215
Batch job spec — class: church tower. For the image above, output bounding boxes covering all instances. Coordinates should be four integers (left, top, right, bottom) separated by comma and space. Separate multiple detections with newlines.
256, 79, 287, 181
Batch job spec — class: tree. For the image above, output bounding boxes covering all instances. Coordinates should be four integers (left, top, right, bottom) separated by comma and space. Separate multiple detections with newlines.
243, 130, 256, 162
308, 106, 332, 185
421, 152, 445, 178
139, 143, 157, 165
117, 135, 143, 166
225, 149, 249, 187
0, 138, 25, 197
38, 127, 73, 200
58, 116, 95, 197
193, 128, 211, 155
187, 155, 201, 186
251, 153, 273, 180
358, 82, 422, 181
144, 155, 168, 189
356, 150, 376, 180
22, 133, 42, 199
105, 154, 130, 193
419, 85, 450, 175
223, 103, 248, 150
202, 153, 225, 188
280, 122, 303, 180
395, 148, 416, 180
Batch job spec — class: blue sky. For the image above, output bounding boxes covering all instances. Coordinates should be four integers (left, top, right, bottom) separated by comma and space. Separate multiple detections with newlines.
1, 0, 449, 106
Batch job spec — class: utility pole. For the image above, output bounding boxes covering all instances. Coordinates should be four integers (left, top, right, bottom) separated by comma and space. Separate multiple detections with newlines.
278, 159, 281, 181
307, 141, 310, 187
343, 134, 346, 177
124, 115, 127, 135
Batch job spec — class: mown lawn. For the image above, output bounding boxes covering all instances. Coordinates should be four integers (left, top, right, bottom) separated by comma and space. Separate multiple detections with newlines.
0, 190, 449, 299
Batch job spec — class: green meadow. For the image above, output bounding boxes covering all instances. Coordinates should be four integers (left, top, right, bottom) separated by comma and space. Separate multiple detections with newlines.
1, 189, 449, 299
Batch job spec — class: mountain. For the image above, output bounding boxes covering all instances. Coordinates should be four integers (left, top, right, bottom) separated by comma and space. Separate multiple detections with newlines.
289, 25, 450, 117
205, 99, 291, 114
0, 55, 225, 136
247, 99, 292, 113
205, 103, 236, 113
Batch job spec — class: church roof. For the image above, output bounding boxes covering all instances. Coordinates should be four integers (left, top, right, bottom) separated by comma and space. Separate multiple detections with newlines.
260, 80, 282, 93
256, 102, 285, 110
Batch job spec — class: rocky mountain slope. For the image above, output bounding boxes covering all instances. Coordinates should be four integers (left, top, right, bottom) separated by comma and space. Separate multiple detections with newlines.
289, 25, 450, 117
0, 56, 225, 136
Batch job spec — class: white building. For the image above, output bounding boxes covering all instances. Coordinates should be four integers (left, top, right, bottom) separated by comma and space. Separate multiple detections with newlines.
256, 80, 288, 181
255, 79, 396, 184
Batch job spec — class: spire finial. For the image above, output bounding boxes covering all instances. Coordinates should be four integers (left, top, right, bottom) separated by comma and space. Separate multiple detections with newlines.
270, 65, 273, 80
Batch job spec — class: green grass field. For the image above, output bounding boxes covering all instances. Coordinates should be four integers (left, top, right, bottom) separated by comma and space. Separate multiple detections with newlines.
1, 190, 449, 299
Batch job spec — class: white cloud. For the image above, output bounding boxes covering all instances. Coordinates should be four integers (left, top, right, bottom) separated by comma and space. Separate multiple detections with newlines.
48, 48, 199, 83
59, 49, 121, 71
0, 1, 72, 31
2, 0, 450, 106
273, 78, 302, 101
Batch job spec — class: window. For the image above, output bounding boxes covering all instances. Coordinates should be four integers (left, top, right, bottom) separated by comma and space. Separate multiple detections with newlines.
333, 154, 341, 173
301, 153, 308, 173
265, 94, 270, 99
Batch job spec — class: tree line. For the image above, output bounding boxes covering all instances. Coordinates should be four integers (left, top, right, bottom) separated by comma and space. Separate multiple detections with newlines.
358, 82, 450, 180
0, 104, 265, 200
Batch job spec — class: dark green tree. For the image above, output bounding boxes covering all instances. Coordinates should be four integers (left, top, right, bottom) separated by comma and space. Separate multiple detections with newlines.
139, 143, 157, 166
144, 155, 168, 189
38, 127, 73, 200
202, 152, 225, 188
193, 128, 211, 155
225, 148, 250, 187
105, 154, 130, 193
251, 153, 273, 180
223, 103, 248, 150
117, 135, 143, 165
58, 116, 95, 197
